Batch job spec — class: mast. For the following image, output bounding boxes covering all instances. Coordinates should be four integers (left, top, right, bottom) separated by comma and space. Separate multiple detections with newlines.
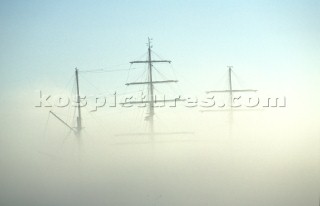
207, 66, 257, 108
75, 68, 82, 137
49, 68, 84, 140
125, 38, 179, 139
147, 38, 155, 134
228, 66, 233, 107
206, 66, 257, 137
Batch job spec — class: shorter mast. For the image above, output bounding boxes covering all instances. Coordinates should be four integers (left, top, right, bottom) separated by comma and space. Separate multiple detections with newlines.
207, 66, 257, 107
228, 66, 233, 107
75, 68, 82, 137
50, 69, 83, 137
206, 66, 257, 137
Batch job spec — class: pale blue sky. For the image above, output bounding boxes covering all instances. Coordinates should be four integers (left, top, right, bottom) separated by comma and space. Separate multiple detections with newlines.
1, 0, 319, 95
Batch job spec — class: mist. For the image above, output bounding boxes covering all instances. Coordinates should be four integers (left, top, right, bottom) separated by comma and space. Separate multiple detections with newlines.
0, 86, 319, 206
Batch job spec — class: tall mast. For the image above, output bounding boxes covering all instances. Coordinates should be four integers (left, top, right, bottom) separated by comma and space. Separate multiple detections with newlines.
147, 38, 155, 134
75, 68, 82, 137
125, 38, 179, 139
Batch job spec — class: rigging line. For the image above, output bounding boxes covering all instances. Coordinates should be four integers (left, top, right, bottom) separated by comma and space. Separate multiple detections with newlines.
125, 58, 148, 130
153, 86, 165, 95
153, 65, 170, 81
169, 63, 194, 95
85, 82, 130, 98
152, 70, 180, 95
231, 69, 250, 89
79, 63, 130, 71
128, 67, 148, 84
218, 69, 228, 88
151, 50, 166, 61
126, 64, 147, 86
121, 50, 148, 97
152, 66, 179, 95
169, 64, 184, 95
211, 69, 229, 91
134, 51, 148, 61
119, 51, 147, 106
207, 69, 228, 91
125, 63, 133, 85
121, 63, 134, 102
79, 73, 114, 96
152, 67, 179, 95
169, 63, 181, 83
153, 84, 174, 97
100, 63, 129, 67
132, 76, 148, 128
116, 90, 144, 96
49, 80, 75, 135
63, 74, 75, 91
169, 64, 178, 80
85, 90, 143, 99
80, 67, 139, 73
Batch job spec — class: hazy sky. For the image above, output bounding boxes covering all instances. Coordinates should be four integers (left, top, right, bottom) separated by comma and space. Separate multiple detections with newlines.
0, 1, 319, 206
1, 0, 319, 91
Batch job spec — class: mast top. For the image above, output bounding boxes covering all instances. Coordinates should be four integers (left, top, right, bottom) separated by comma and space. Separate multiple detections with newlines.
147, 37, 153, 49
